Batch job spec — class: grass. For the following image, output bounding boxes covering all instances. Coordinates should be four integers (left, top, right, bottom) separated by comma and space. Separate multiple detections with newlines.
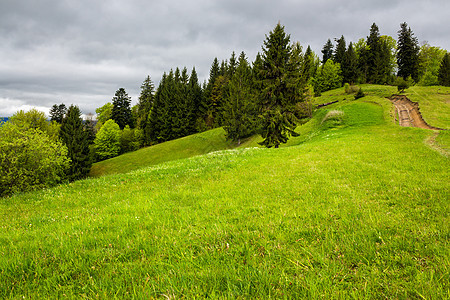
89, 127, 236, 177
1, 86, 449, 298
405, 85, 450, 129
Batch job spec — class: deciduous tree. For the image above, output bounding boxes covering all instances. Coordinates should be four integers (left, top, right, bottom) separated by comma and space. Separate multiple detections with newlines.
94, 119, 121, 160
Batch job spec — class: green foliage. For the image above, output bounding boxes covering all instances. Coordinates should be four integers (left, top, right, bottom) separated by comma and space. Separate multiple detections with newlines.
49, 103, 67, 124
342, 42, 358, 84
302, 45, 319, 83
120, 125, 140, 153
366, 23, 394, 84
397, 22, 419, 81
257, 23, 305, 148
321, 38, 333, 64
223, 52, 257, 144
94, 119, 121, 160
147, 67, 203, 144
354, 87, 365, 99
395, 77, 410, 93
0, 122, 70, 197
95, 102, 113, 130
136, 76, 155, 145
10, 108, 60, 141
111, 88, 134, 130
333, 35, 346, 65
438, 53, 450, 86
417, 43, 447, 86
59, 105, 92, 181
312, 59, 343, 95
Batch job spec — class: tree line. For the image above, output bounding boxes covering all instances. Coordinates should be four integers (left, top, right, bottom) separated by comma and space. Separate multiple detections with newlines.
1, 22, 449, 197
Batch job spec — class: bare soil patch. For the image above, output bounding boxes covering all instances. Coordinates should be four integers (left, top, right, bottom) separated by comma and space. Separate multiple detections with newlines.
390, 95, 442, 130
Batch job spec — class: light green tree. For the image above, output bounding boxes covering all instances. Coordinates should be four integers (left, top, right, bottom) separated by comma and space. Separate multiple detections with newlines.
312, 59, 343, 95
0, 122, 70, 197
94, 119, 121, 160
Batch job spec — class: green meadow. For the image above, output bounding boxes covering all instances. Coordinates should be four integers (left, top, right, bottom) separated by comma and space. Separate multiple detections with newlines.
1, 86, 449, 298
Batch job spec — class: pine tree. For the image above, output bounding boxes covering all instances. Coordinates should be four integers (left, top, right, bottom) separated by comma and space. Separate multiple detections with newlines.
49, 103, 67, 124
333, 35, 346, 65
322, 39, 333, 64
223, 51, 256, 144
59, 105, 92, 181
438, 53, 450, 86
397, 22, 420, 81
258, 23, 305, 148
137, 76, 154, 145
111, 88, 134, 130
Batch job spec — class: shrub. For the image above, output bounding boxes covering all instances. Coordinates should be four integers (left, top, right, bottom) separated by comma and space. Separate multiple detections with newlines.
396, 77, 409, 93
345, 84, 360, 94
354, 87, 365, 99
0, 123, 70, 197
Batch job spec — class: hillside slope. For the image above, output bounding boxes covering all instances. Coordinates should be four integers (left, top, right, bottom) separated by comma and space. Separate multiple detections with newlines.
1, 88, 449, 298
89, 127, 236, 177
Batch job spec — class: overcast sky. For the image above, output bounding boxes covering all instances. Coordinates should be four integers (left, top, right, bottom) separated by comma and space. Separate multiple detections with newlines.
1, 0, 449, 117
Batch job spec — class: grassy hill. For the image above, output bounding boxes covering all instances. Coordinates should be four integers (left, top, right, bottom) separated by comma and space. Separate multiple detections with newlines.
1, 86, 449, 298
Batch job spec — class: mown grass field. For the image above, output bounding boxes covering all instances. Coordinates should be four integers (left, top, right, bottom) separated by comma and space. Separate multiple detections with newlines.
1, 86, 449, 298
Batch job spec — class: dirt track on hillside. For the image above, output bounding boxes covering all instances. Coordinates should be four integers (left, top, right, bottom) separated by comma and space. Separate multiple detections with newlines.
390, 95, 441, 130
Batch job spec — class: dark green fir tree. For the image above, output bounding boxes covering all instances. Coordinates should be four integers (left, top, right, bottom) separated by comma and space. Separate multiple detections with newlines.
257, 23, 305, 148
49, 103, 67, 124
137, 76, 155, 145
322, 39, 333, 64
59, 105, 92, 181
333, 35, 346, 65
397, 22, 420, 81
342, 42, 358, 84
111, 88, 134, 130
438, 53, 450, 86
223, 51, 256, 144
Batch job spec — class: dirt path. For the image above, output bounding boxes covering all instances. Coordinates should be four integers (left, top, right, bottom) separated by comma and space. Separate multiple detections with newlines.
390, 95, 441, 130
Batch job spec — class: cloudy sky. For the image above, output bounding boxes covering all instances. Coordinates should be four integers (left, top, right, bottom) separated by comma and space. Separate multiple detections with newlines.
1, 0, 449, 117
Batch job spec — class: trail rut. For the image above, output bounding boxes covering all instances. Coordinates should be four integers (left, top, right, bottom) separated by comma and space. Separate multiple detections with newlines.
390, 95, 442, 130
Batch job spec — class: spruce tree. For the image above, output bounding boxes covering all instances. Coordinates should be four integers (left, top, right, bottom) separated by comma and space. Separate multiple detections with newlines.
111, 88, 134, 130
333, 35, 346, 65
223, 51, 256, 144
188, 67, 204, 133
438, 53, 450, 86
258, 23, 305, 148
59, 105, 92, 181
366, 23, 381, 83
342, 42, 358, 84
137, 76, 155, 145
322, 39, 333, 64
397, 22, 420, 81
49, 103, 67, 124
228, 51, 238, 77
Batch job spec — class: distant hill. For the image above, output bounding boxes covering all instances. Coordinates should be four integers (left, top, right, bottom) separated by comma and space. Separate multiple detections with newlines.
0, 117, 9, 124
